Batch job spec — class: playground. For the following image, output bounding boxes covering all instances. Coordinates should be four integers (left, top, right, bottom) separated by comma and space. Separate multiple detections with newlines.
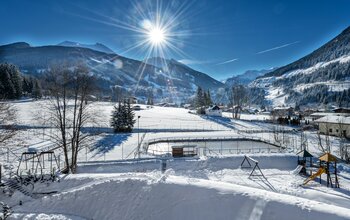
298, 150, 340, 188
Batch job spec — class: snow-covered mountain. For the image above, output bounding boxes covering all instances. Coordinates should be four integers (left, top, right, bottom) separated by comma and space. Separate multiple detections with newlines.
225, 68, 277, 86
144, 57, 222, 89
57, 41, 115, 54
251, 26, 350, 107
0, 42, 223, 103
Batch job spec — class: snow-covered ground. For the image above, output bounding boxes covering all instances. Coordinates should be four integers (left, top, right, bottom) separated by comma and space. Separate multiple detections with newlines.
3, 155, 350, 220
1, 100, 350, 219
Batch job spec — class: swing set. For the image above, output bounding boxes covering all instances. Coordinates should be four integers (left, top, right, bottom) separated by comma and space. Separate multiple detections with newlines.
16, 150, 60, 182
240, 155, 267, 179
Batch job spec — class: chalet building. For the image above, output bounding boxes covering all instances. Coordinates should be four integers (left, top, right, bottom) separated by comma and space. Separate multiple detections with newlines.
272, 106, 294, 117
309, 112, 350, 122
333, 108, 350, 114
205, 105, 222, 116
127, 96, 138, 104
315, 115, 350, 138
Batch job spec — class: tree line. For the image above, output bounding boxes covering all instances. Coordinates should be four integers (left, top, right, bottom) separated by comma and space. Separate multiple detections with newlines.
0, 63, 42, 99
194, 86, 213, 114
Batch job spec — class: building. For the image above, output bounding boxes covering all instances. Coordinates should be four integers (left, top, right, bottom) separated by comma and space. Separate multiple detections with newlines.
272, 106, 294, 117
309, 112, 350, 122
127, 96, 138, 104
333, 108, 350, 114
172, 145, 197, 157
205, 105, 222, 116
315, 115, 350, 138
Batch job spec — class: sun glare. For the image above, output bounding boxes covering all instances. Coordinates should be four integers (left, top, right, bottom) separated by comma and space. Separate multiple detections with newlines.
148, 27, 166, 45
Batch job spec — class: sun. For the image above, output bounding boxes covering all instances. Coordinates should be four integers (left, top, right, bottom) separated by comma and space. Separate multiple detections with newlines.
148, 27, 166, 45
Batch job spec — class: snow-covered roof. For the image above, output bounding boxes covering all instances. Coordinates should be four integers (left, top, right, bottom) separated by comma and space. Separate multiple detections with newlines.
207, 105, 221, 110
311, 112, 350, 117
273, 106, 293, 110
315, 115, 350, 124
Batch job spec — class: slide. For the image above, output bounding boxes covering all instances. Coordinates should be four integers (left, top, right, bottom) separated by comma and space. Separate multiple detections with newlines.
291, 165, 304, 175
303, 168, 326, 185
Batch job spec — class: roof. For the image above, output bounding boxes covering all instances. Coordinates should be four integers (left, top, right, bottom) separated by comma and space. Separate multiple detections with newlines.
273, 106, 293, 110
297, 149, 313, 158
333, 107, 350, 111
207, 105, 221, 110
310, 112, 350, 117
314, 115, 350, 124
319, 152, 337, 162
171, 145, 197, 149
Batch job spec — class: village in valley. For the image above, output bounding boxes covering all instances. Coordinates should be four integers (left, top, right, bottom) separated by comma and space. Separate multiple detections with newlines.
0, 83, 349, 219
1, 0, 350, 220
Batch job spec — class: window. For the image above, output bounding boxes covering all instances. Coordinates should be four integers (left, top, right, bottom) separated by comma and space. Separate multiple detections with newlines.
329, 128, 332, 133
336, 129, 339, 133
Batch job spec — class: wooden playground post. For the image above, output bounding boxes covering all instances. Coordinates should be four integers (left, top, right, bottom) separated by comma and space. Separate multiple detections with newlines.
319, 160, 322, 184
326, 161, 330, 187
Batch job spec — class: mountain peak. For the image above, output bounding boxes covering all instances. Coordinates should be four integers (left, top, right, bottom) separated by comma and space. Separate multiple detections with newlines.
225, 68, 276, 86
57, 41, 115, 54
0, 42, 31, 49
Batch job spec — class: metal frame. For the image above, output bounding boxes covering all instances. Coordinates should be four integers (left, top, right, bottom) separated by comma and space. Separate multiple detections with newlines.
240, 155, 267, 179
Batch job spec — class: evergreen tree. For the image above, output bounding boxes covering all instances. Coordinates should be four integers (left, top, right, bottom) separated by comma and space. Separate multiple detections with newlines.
32, 79, 42, 99
111, 101, 124, 132
206, 89, 212, 106
111, 99, 136, 132
195, 86, 205, 107
22, 77, 30, 95
10, 64, 22, 98
203, 92, 208, 106
147, 89, 154, 105
0, 63, 21, 99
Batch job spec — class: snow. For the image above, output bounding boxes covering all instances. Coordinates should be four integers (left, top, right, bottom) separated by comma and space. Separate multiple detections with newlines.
2, 100, 350, 219
265, 87, 288, 106
281, 55, 350, 79
294, 81, 350, 93
249, 55, 350, 106
315, 115, 350, 124
7, 155, 350, 220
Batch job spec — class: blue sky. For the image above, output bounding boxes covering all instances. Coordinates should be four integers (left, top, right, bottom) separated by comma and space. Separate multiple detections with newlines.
1, 0, 350, 80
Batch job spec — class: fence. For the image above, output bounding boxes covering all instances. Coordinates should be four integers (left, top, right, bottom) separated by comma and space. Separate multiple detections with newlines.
143, 136, 287, 157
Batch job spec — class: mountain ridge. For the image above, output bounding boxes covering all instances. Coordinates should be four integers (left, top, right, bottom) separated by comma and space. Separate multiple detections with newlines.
57, 41, 115, 54
252, 26, 350, 107
225, 68, 277, 86
0, 42, 223, 103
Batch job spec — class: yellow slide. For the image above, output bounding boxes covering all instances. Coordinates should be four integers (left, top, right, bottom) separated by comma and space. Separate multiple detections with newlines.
303, 168, 326, 185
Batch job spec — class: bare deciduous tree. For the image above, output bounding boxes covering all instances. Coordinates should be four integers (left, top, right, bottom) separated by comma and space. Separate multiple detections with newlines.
317, 122, 331, 153
299, 131, 308, 152
228, 84, 247, 119
337, 118, 347, 160
41, 63, 97, 173
0, 100, 17, 146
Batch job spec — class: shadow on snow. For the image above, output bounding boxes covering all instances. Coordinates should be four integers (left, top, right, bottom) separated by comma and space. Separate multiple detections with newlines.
200, 115, 236, 130
91, 133, 131, 156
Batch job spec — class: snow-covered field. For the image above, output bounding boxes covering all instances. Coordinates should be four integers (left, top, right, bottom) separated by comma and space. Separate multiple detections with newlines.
1, 100, 350, 219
